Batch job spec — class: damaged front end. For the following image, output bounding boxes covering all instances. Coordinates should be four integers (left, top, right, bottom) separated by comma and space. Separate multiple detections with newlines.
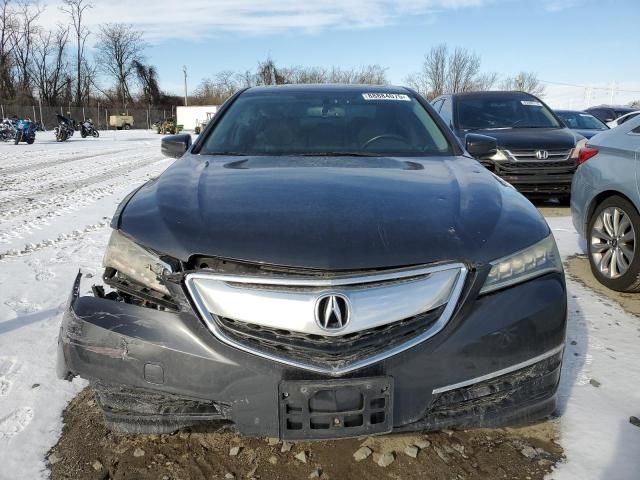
57, 229, 567, 438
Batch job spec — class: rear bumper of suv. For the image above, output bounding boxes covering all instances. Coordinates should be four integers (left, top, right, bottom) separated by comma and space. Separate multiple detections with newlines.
58, 272, 567, 439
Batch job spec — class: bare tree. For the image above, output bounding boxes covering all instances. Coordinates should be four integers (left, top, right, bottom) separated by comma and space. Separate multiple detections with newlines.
10, 0, 42, 96
406, 44, 447, 98
256, 56, 285, 85
446, 47, 480, 93
60, 0, 91, 105
501, 71, 546, 97
406, 44, 486, 99
29, 26, 71, 104
473, 72, 499, 91
0, 0, 17, 99
95, 23, 146, 106
133, 59, 160, 104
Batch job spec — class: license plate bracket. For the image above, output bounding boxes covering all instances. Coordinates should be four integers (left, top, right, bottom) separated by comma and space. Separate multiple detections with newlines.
278, 376, 393, 440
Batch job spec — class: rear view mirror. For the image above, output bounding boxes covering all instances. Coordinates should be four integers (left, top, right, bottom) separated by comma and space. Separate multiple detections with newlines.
161, 134, 192, 158
465, 133, 497, 158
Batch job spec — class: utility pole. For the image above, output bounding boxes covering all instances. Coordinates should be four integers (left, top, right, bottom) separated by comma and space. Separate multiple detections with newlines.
183, 65, 188, 106
609, 81, 617, 105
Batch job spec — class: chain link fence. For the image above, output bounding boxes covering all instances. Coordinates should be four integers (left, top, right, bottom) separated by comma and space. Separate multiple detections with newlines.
0, 104, 178, 130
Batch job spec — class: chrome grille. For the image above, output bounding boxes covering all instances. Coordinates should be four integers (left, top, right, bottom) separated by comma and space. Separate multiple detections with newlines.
506, 149, 572, 162
185, 263, 467, 375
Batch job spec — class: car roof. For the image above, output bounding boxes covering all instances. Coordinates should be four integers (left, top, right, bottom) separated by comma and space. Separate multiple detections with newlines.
445, 90, 539, 99
587, 105, 637, 111
244, 84, 411, 95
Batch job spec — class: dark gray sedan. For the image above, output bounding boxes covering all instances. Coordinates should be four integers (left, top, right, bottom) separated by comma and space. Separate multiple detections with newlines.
57, 85, 566, 440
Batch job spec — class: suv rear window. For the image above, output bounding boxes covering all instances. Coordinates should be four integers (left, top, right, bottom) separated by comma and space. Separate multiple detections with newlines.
200, 91, 452, 157
457, 95, 562, 130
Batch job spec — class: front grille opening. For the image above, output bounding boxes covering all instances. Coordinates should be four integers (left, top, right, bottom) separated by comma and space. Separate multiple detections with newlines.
214, 304, 446, 369
344, 415, 364, 428
310, 418, 332, 430
286, 419, 303, 430
370, 412, 386, 425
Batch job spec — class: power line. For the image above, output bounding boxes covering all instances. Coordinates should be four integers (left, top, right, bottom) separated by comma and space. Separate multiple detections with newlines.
540, 79, 640, 94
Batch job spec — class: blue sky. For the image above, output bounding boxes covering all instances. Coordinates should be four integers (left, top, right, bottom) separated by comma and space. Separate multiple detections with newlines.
140, 0, 639, 93
42, 0, 639, 105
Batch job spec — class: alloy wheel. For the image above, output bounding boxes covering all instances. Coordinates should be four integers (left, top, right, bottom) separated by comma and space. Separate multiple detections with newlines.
590, 206, 636, 278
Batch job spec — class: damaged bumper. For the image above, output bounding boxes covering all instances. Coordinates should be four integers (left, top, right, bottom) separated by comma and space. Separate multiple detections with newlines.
57, 271, 566, 438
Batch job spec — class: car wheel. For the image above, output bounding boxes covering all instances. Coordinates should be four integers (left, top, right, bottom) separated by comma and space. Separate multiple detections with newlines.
588, 195, 640, 292
124, 124, 130, 130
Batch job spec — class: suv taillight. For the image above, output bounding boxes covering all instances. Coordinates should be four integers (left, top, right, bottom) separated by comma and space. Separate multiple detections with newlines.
578, 147, 599, 165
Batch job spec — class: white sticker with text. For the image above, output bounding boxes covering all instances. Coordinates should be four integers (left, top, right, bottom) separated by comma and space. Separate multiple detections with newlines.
521, 100, 543, 107
362, 93, 411, 101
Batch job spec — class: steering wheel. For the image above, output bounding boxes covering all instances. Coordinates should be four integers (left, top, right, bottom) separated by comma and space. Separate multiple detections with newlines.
361, 134, 407, 150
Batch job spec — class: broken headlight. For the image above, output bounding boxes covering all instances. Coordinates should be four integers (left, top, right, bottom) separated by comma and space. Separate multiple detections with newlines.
102, 229, 170, 295
480, 234, 562, 294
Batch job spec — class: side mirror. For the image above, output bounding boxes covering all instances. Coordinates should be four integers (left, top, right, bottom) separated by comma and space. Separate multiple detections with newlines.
465, 133, 497, 158
161, 134, 192, 158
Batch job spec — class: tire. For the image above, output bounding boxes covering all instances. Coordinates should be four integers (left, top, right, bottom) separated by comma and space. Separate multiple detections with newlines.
124, 124, 130, 130
14, 133, 19, 145
81, 131, 87, 138
27, 137, 34, 144
92, 130, 99, 138
587, 195, 640, 292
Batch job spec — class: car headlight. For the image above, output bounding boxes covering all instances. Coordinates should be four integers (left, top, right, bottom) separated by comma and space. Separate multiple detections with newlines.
487, 149, 509, 161
480, 234, 562, 294
570, 138, 587, 159
103, 230, 170, 295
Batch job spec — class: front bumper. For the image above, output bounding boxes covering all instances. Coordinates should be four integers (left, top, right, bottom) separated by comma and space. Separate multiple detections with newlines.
57, 271, 567, 438
481, 161, 576, 195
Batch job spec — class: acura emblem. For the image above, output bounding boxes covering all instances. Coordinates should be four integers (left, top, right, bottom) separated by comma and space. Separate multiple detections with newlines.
315, 294, 350, 331
535, 150, 549, 160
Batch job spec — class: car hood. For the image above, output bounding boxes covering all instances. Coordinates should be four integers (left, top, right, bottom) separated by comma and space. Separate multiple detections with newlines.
571, 128, 604, 140
457, 127, 578, 150
117, 154, 549, 270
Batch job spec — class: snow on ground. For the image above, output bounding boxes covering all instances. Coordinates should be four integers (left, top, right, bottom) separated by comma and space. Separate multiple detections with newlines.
0, 130, 173, 479
0, 133, 638, 479
548, 219, 640, 480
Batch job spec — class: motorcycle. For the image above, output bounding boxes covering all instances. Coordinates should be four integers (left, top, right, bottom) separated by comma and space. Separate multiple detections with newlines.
54, 114, 75, 142
80, 119, 99, 138
14, 119, 36, 144
0, 119, 15, 142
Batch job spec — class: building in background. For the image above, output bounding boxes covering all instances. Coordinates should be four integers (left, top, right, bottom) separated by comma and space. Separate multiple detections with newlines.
176, 105, 219, 131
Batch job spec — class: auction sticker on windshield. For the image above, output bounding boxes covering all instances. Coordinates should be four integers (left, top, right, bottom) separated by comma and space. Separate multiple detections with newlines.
362, 93, 411, 101
521, 100, 543, 107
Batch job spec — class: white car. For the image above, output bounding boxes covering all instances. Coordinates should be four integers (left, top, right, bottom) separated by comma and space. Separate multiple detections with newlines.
607, 110, 640, 128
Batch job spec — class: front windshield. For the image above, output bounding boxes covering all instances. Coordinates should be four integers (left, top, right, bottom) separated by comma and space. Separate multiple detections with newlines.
200, 91, 452, 156
457, 95, 562, 130
556, 111, 608, 130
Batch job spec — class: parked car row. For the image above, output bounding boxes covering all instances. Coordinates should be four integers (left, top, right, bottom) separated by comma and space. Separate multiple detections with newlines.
571, 114, 640, 292
431, 91, 584, 201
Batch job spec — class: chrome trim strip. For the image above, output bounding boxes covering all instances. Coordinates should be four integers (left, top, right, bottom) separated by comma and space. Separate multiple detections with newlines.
185, 263, 468, 376
431, 344, 565, 394
504, 149, 571, 162
187, 263, 461, 287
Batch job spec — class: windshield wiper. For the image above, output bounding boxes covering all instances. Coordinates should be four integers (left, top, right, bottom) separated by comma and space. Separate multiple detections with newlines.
511, 125, 559, 129
205, 151, 251, 156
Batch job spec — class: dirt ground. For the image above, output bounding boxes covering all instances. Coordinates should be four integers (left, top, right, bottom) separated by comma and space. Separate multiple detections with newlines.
565, 255, 640, 316
48, 389, 563, 480
532, 199, 570, 218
